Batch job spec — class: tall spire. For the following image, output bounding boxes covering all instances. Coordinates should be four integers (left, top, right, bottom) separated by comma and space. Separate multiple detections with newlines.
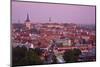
49, 17, 51, 22
25, 13, 30, 22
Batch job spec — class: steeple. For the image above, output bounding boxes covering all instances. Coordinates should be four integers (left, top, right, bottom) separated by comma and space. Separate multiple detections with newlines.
49, 17, 51, 22
25, 13, 30, 22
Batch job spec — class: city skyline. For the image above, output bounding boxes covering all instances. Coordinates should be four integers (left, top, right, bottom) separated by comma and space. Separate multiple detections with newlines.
12, 1, 96, 66
12, 1, 96, 24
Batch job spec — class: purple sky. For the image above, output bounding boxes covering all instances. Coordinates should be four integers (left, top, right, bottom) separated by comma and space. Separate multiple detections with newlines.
12, 1, 96, 24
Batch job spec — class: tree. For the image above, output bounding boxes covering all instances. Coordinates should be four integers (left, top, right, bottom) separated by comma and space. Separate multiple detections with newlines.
63, 49, 82, 63
12, 46, 27, 66
34, 48, 43, 55
19, 48, 43, 65
52, 55, 57, 64
12, 46, 43, 66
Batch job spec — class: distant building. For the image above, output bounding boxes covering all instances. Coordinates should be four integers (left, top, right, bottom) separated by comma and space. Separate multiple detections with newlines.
55, 37, 72, 46
25, 13, 33, 29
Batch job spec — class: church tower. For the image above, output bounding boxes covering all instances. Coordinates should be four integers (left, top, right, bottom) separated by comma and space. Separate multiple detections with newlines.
25, 13, 32, 29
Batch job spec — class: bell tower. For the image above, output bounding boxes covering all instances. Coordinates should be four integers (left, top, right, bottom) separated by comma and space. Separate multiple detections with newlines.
25, 13, 32, 29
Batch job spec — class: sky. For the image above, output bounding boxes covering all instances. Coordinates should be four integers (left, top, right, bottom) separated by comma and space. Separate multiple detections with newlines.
12, 1, 96, 24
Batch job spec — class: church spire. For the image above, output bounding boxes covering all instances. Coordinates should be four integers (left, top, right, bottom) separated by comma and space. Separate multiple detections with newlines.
25, 13, 30, 22
49, 17, 51, 22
